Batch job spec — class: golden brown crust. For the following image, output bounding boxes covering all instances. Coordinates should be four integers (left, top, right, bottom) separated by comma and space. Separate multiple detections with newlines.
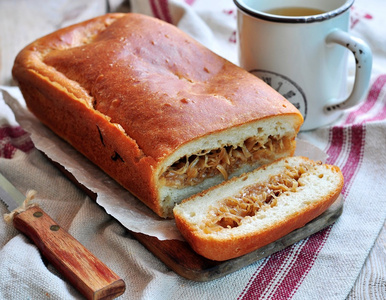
12, 13, 303, 217
175, 191, 340, 261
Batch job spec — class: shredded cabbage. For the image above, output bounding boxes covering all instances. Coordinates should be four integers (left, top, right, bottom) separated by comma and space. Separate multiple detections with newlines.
200, 163, 312, 233
161, 135, 288, 188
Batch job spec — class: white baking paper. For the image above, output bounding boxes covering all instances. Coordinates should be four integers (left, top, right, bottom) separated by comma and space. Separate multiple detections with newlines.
1, 86, 328, 241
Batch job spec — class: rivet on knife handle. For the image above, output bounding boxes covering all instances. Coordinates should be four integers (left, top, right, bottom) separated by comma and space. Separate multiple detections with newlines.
12, 206, 126, 300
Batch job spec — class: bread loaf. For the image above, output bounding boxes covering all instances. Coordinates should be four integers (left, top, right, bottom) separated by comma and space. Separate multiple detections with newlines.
12, 13, 303, 218
173, 156, 343, 261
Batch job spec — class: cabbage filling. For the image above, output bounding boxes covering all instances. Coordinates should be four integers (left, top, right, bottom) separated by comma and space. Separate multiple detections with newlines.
160, 135, 290, 188
200, 162, 312, 233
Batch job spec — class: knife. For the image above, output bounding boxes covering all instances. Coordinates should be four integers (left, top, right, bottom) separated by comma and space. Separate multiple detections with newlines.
0, 172, 126, 300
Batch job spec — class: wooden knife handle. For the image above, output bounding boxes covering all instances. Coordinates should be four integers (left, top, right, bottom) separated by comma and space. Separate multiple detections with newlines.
12, 206, 126, 300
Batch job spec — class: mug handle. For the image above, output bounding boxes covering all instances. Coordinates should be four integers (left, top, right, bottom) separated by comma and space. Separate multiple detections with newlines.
324, 29, 373, 113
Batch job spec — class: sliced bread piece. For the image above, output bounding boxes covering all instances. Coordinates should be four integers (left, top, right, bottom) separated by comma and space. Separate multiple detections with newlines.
173, 156, 344, 261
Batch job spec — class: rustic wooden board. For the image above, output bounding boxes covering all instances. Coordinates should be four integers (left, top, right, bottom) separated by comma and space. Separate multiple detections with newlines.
52, 159, 343, 282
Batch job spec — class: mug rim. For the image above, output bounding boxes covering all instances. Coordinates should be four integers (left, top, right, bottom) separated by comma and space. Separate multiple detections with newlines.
233, 0, 354, 23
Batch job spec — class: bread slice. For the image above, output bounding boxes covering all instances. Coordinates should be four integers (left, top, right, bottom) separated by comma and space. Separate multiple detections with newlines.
12, 13, 303, 218
173, 156, 344, 261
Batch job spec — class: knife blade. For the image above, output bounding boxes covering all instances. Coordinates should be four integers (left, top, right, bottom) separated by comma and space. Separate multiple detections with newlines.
0, 172, 126, 300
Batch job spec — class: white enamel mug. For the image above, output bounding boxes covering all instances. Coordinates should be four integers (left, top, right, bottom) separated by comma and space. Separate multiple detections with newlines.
234, 0, 372, 130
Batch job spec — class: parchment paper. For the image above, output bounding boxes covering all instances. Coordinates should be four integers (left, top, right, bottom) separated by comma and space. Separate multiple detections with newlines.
1, 86, 328, 241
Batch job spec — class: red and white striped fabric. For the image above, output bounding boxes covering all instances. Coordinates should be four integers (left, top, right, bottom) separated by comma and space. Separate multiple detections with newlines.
0, 126, 34, 159
126, 1, 386, 299
0, 0, 385, 299
237, 74, 386, 300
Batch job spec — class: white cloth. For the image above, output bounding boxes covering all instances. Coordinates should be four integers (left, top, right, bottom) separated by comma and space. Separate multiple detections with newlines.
0, 0, 385, 299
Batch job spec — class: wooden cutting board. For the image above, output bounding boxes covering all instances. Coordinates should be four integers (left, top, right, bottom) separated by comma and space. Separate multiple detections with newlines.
53, 159, 343, 282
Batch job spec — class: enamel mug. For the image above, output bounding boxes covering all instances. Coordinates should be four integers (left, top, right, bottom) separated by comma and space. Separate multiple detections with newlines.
234, 0, 372, 130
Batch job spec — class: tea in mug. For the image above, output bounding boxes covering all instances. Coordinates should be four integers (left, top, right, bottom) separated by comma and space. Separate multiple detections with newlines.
265, 7, 326, 17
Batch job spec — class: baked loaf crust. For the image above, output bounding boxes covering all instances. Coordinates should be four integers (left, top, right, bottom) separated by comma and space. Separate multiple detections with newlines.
12, 13, 303, 218
173, 156, 343, 261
